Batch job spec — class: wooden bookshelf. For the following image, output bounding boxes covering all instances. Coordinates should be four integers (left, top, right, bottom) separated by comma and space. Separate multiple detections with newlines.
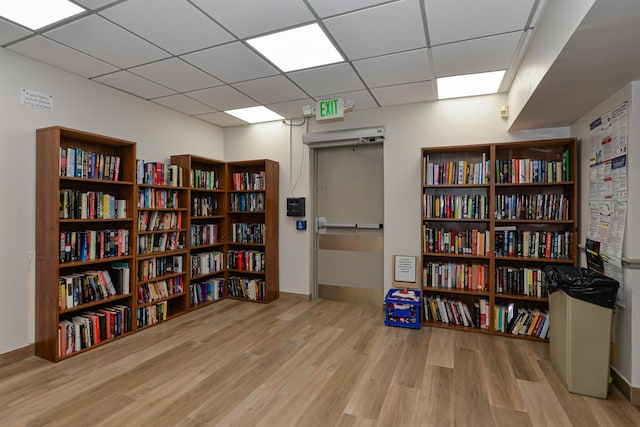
36, 126, 136, 362
226, 160, 279, 303
135, 160, 189, 328
171, 155, 227, 309
421, 138, 578, 341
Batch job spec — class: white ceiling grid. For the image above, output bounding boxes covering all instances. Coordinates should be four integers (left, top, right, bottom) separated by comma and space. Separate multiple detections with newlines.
1, 0, 542, 126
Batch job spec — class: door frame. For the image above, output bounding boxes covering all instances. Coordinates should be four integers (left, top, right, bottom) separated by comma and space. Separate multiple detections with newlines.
307, 139, 384, 301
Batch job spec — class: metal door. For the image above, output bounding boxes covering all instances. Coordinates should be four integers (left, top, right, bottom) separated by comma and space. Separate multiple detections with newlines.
314, 143, 384, 304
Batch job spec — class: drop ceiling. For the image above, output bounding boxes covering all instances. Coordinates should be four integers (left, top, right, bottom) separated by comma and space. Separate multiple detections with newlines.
2, 0, 638, 130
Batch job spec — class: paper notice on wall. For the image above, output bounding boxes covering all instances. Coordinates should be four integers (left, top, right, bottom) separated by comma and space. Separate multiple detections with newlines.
21, 88, 53, 110
587, 101, 628, 306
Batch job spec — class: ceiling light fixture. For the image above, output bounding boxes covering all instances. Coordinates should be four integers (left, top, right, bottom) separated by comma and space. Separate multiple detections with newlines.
0, 0, 85, 30
437, 70, 506, 100
225, 106, 284, 124
247, 23, 343, 72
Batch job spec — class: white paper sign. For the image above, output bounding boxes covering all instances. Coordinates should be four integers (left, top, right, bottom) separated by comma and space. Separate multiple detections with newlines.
21, 88, 53, 110
394, 255, 416, 283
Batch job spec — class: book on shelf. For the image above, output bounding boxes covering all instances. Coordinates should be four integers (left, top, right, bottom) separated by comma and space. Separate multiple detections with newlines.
60, 148, 121, 181
136, 160, 183, 186
190, 278, 225, 306
190, 251, 223, 276
423, 262, 488, 291
191, 169, 219, 190
192, 196, 218, 216
495, 152, 570, 184
423, 295, 477, 328
227, 276, 266, 301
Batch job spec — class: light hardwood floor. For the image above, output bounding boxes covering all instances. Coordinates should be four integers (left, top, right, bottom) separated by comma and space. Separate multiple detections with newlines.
1, 295, 639, 426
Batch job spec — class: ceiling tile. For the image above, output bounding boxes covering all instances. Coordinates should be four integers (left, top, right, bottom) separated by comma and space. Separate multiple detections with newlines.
45, 15, 169, 68
8, 36, 119, 78
73, 0, 120, 10
232, 76, 308, 105
323, 0, 426, 60
185, 85, 256, 111
181, 42, 278, 84
100, 0, 234, 55
306, 0, 391, 18
192, 0, 314, 38
129, 58, 223, 93
267, 98, 316, 120
152, 94, 216, 116
195, 112, 247, 127
0, 19, 32, 45
371, 81, 435, 106
317, 90, 379, 111
425, 0, 535, 45
353, 48, 431, 88
288, 63, 365, 97
432, 32, 522, 78
93, 71, 176, 99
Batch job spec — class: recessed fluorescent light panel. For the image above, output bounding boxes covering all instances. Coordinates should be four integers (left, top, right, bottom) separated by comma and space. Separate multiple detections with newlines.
0, 0, 85, 30
225, 106, 284, 124
247, 23, 343, 72
437, 70, 506, 100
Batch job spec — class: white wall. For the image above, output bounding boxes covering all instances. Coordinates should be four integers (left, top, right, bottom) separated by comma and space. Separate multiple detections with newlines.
223, 94, 569, 297
508, 0, 595, 127
570, 82, 639, 387
0, 48, 224, 355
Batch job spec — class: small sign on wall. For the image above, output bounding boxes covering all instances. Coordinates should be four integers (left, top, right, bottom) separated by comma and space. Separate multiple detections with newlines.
21, 88, 53, 111
392, 255, 419, 289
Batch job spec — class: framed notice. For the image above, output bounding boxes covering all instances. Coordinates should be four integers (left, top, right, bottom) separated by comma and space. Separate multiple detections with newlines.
392, 255, 419, 289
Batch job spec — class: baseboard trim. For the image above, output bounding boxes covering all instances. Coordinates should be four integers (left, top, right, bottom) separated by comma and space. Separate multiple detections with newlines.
280, 291, 311, 301
0, 344, 34, 367
610, 367, 640, 404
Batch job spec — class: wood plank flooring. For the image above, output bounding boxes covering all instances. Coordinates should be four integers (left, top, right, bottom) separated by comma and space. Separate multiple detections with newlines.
1, 295, 639, 426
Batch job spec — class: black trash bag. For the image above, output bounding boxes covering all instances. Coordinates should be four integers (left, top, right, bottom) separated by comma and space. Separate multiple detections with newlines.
544, 265, 619, 309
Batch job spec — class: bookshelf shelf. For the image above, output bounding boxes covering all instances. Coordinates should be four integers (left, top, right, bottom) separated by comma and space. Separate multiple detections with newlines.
59, 294, 133, 314
190, 271, 225, 281
423, 287, 490, 296
421, 138, 577, 341
422, 321, 489, 334
137, 290, 186, 308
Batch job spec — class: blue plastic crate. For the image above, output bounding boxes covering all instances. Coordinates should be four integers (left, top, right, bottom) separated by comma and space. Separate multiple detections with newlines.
384, 289, 421, 329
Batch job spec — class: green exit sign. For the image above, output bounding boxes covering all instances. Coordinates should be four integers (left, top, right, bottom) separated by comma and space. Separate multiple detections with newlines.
316, 98, 344, 121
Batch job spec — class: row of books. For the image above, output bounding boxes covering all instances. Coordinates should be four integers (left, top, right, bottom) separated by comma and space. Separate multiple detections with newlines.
192, 196, 218, 217
190, 251, 223, 277
423, 262, 489, 292
495, 228, 571, 259
60, 147, 121, 181
229, 192, 265, 212
59, 268, 124, 309
190, 278, 225, 306
422, 227, 489, 256
424, 295, 490, 329
137, 255, 182, 281
137, 276, 183, 304
495, 152, 570, 184
227, 250, 265, 272
231, 223, 265, 244
423, 194, 489, 219
136, 160, 183, 187
59, 190, 127, 220
424, 157, 490, 185
191, 168, 220, 190
59, 229, 130, 263
494, 303, 549, 339
58, 305, 131, 357
495, 193, 569, 221
137, 188, 179, 209
190, 224, 219, 247
137, 210, 182, 232
495, 266, 549, 297
136, 301, 168, 328
137, 231, 185, 255
232, 171, 265, 191
227, 276, 266, 301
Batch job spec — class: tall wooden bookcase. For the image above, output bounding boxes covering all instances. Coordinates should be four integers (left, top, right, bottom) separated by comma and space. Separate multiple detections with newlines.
135, 161, 189, 328
36, 126, 137, 361
421, 138, 578, 341
171, 155, 227, 309
226, 160, 279, 303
